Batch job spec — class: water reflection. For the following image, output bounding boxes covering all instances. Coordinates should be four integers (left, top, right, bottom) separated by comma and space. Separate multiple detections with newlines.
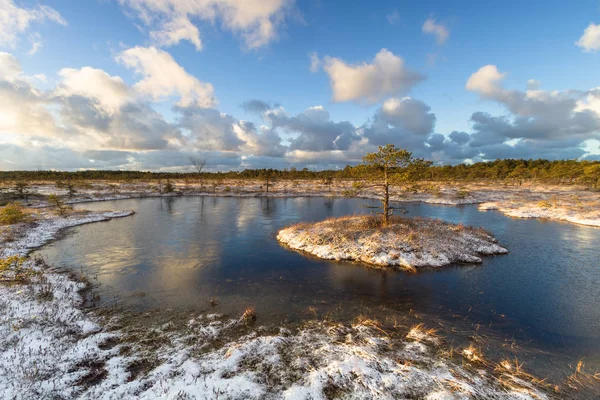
34, 196, 600, 379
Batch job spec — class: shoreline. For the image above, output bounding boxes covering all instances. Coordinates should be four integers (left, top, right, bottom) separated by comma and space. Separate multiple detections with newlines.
6, 180, 598, 228
0, 205, 561, 398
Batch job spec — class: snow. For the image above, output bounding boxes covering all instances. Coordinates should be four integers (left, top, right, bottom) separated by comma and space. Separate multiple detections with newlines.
277, 216, 507, 269
479, 201, 600, 227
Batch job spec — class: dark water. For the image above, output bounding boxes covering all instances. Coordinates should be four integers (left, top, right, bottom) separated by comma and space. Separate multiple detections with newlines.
34, 196, 600, 383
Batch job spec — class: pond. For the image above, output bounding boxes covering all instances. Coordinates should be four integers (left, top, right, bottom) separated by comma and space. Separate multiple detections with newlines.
34, 196, 600, 384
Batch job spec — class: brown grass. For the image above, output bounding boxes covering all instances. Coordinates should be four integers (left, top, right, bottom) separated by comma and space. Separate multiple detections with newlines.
240, 307, 256, 325
286, 215, 494, 249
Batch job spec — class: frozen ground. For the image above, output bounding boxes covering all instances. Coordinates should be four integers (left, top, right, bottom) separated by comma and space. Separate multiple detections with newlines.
5, 179, 599, 227
0, 209, 561, 399
277, 215, 507, 270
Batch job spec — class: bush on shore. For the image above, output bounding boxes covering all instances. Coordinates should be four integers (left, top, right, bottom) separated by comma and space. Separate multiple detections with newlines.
0, 202, 26, 225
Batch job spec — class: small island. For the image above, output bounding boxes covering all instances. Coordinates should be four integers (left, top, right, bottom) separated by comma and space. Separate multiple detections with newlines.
277, 215, 507, 270
278, 145, 508, 270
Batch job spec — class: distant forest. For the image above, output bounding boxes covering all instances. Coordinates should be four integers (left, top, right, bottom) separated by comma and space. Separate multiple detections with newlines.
1, 159, 599, 189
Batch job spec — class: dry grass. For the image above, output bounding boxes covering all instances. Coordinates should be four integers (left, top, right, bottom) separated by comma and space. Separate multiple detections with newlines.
353, 315, 389, 336
287, 215, 494, 247
240, 307, 256, 325
566, 360, 600, 391
406, 323, 438, 342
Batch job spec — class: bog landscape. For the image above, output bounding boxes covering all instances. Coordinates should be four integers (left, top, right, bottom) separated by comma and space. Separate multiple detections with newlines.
1, 1, 600, 399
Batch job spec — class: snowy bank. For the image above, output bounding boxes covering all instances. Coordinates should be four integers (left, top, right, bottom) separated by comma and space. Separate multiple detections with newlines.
277, 215, 507, 269
8, 180, 600, 228
479, 201, 600, 227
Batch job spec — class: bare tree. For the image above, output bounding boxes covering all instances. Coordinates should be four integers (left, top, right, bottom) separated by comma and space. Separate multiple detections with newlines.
189, 156, 207, 190
189, 156, 206, 173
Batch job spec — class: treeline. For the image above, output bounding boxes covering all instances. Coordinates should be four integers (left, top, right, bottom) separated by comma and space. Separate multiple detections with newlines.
0, 159, 599, 188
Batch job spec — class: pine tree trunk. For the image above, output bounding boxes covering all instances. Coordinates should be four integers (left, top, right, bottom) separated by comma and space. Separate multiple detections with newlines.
383, 166, 389, 226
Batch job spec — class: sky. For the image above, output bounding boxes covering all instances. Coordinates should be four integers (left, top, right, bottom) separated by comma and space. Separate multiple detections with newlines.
1, 0, 600, 171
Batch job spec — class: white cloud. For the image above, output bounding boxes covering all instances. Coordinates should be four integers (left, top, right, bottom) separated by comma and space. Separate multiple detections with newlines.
462, 65, 600, 160
117, 46, 216, 108
150, 15, 202, 50
0, 0, 66, 48
0, 51, 22, 81
422, 17, 449, 45
576, 23, 600, 52
119, 0, 294, 50
575, 88, 600, 116
55, 67, 130, 115
27, 32, 42, 55
0, 52, 58, 137
465, 64, 506, 97
380, 97, 436, 135
322, 49, 425, 103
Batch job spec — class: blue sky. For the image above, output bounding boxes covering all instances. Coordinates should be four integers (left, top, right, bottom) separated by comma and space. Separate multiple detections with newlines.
1, 0, 600, 170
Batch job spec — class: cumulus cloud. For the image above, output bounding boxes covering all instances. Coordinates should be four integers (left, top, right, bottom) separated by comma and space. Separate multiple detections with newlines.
465, 64, 506, 97
4, 46, 599, 171
118, 0, 294, 50
117, 46, 216, 108
379, 97, 436, 135
361, 98, 438, 158
0, 0, 65, 48
0, 51, 183, 151
576, 23, 600, 52
465, 64, 600, 141
0, 52, 59, 137
422, 17, 449, 45
322, 49, 425, 103
267, 105, 360, 152
241, 99, 275, 115
54, 67, 131, 115
406, 65, 600, 163
0, 51, 290, 170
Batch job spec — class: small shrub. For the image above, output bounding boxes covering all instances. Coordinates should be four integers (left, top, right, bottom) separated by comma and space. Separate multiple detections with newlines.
47, 194, 71, 215
456, 190, 470, 199
0, 202, 26, 224
162, 180, 175, 193
537, 200, 553, 209
13, 181, 30, 200
352, 181, 365, 192
0, 255, 31, 282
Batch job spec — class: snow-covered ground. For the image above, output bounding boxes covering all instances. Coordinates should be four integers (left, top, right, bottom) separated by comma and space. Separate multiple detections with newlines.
0, 209, 556, 399
478, 201, 600, 227
277, 215, 507, 269
6, 180, 599, 227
